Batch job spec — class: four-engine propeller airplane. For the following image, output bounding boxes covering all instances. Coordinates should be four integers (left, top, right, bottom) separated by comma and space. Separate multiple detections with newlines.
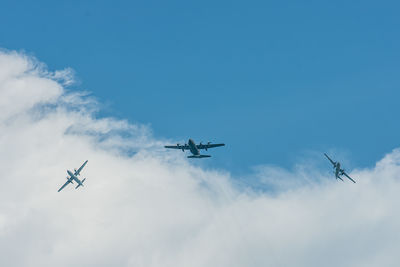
324, 153, 356, 183
58, 160, 88, 192
165, 139, 225, 158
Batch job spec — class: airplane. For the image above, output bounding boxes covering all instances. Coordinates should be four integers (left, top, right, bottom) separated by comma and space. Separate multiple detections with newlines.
324, 153, 356, 183
58, 160, 88, 192
164, 139, 225, 158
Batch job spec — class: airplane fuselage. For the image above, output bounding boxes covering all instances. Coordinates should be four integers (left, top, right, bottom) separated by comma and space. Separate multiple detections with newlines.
335, 163, 341, 178
188, 139, 200, 156
67, 170, 83, 185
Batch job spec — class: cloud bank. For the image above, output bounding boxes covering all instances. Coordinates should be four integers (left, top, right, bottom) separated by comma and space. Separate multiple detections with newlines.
0, 50, 399, 267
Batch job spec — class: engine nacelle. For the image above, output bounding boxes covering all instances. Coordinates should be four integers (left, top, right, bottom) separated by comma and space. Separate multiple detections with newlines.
177, 143, 185, 152
205, 141, 211, 151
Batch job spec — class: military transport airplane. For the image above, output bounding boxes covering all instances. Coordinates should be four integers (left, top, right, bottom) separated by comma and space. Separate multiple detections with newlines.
324, 153, 356, 183
58, 160, 88, 192
165, 139, 225, 158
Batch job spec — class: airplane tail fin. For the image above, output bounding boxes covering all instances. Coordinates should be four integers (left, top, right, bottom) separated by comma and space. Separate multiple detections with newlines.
187, 155, 211, 158
75, 178, 86, 189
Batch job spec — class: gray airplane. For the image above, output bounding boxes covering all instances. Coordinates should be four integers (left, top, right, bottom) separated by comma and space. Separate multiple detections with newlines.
58, 160, 88, 192
165, 139, 225, 158
324, 153, 356, 183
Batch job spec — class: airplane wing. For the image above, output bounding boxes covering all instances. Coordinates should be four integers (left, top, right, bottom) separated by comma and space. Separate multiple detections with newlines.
58, 180, 71, 192
197, 143, 225, 150
342, 171, 356, 183
164, 144, 190, 150
74, 160, 88, 176
324, 153, 336, 166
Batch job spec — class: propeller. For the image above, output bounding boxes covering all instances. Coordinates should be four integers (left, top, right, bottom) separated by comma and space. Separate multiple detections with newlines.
199, 141, 207, 151
206, 141, 211, 151
67, 177, 73, 184
201, 141, 211, 151
177, 143, 185, 152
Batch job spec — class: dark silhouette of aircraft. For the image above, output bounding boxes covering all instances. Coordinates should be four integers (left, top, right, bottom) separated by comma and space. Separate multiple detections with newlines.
324, 154, 356, 183
165, 139, 225, 158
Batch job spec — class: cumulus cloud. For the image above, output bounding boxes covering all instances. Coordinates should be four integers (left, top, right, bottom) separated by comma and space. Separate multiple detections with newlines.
0, 50, 399, 267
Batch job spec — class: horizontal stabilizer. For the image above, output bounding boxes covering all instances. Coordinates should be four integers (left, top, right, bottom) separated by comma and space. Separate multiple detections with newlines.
187, 155, 211, 158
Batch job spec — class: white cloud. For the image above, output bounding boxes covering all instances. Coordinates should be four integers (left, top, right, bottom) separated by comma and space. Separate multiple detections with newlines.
0, 50, 399, 267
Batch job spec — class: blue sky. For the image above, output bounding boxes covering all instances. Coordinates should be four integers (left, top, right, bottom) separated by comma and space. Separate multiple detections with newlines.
1, 0, 400, 174
3, 4, 400, 266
